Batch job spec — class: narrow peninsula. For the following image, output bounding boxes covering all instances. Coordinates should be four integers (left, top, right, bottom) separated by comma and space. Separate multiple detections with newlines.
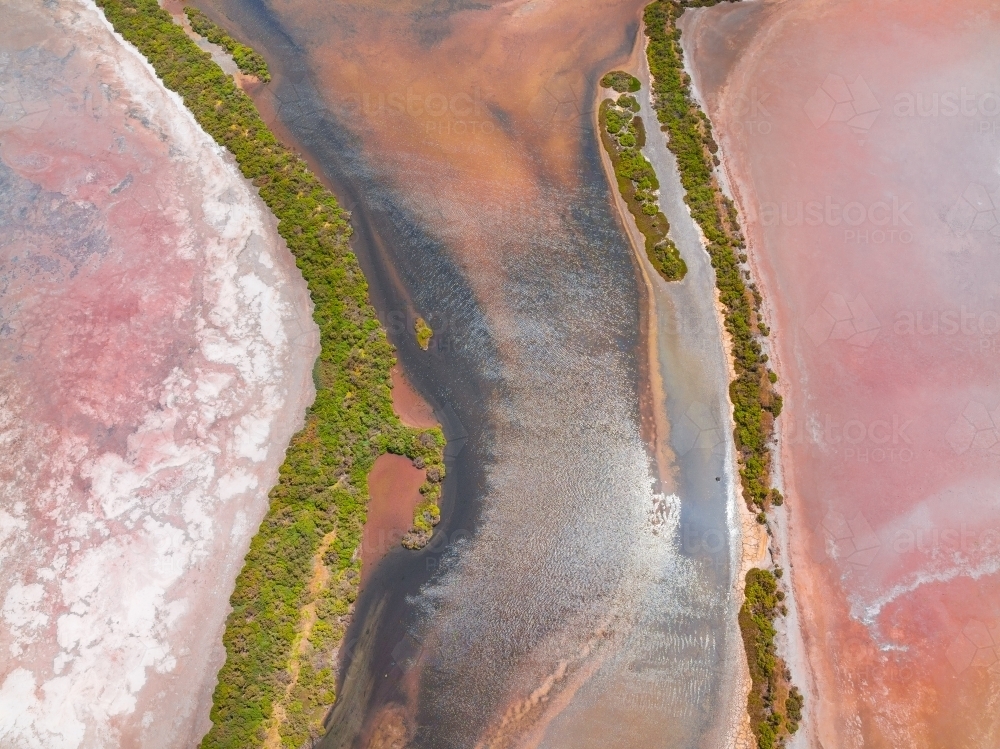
644, 1, 802, 746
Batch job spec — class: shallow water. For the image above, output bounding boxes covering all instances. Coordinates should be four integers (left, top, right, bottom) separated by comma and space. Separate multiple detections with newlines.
198, 0, 742, 745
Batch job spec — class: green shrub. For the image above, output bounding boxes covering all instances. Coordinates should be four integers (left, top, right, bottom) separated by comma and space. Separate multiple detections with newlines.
786, 686, 804, 731
414, 316, 433, 350
643, 1, 802, 743
598, 98, 686, 282
644, 0, 778, 510
606, 108, 626, 134
739, 569, 800, 744
617, 94, 640, 111
600, 70, 641, 93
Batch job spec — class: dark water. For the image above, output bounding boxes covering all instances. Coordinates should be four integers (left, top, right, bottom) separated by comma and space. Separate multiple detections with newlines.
198, 0, 741, 746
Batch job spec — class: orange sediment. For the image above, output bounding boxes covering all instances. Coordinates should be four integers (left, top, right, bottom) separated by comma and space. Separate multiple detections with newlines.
361, 454, 427, 584
390, 365, 438, 429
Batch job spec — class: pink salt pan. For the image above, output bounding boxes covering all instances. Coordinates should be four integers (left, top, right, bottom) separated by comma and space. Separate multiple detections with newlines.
683, 0, 1000, 744
0, 1, 319, 746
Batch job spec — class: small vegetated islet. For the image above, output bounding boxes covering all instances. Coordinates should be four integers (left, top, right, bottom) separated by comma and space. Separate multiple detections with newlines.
599, 87, 687, 282
644, 0, 801, 744
184, 6, 271, 82
600, 69, 642, 93
414, 316, 433, 350
95, 1, 444, 746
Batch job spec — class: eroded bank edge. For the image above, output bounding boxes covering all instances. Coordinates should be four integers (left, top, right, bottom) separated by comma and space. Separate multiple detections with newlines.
644, 1, 803, 746
93, 1, 445, 746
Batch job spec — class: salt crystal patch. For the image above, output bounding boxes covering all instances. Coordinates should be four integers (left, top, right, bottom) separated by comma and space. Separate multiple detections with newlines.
240, 272, 288, 347
218, 469, 257, 501
2, 583, 48, 630
0, 669, 40, 736
57, 613, 85, 650
0, 0, 319, 744
234, 413, 271, 462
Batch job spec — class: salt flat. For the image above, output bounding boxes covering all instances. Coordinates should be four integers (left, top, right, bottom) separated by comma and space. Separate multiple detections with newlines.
683, 0, 1000, 745
0, 1, 318, 745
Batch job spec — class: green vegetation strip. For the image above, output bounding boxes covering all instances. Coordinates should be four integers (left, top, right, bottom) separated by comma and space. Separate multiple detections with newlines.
599, 85, 687, 282
183, 6, 271, 81
740, 569, 804, 747
94, 1, 443, 746
643, 0, 801, 744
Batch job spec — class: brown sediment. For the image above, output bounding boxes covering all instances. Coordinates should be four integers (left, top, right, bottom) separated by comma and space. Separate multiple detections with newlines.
196, 0, 742, 743
390, 365, 438, 429
363, 704, 411, 749
361, 454, 427, 585
198, 0, 652, 323
474, 623, 617, 749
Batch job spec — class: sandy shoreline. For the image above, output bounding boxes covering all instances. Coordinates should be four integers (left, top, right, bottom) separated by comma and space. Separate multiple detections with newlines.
593, 62, 678, 502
